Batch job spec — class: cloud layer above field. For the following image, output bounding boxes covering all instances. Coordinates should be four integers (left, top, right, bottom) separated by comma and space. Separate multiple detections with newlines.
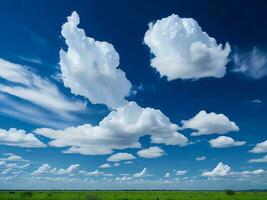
0, 6, 266, 190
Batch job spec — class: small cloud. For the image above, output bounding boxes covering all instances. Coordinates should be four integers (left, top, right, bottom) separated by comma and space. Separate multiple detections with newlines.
107, 153, 136, 162
181, 110, 239, 136
32, 163, 51, 175
115, 176, 132, 181
176, 170, 187, 176
31, 163, 79, 175
196, 156, 206, 161
209, 136, 246, 148
133, 168, 148, 178
6, 155, 24, 162
124, 161, 133, 165
87, 169, 104, 176
250, 99, 263, 104
233, 47, 267, 79
137, 146, 165, 158
113, 163, 120, 167
248, 155, 267, 163
232, 169, 265, 176
99, 163, 111, 168
202, 162, 231, 177
250, 140, 267, 153
164, 172, 170, 178
129, 84, 144, 97
19, 55, 44, 65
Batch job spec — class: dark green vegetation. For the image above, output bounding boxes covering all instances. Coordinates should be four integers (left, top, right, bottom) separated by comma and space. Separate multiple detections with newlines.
0, 191, 267, 200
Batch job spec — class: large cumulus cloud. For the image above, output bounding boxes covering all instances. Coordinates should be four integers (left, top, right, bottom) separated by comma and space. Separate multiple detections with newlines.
35, 101, 188, 155
59, 12, 132, 109
144, 14, 231, 80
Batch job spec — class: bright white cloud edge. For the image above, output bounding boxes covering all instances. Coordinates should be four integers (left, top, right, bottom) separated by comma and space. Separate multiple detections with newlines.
181, 110, 239, 136
59, 11, 132, 109
144, 14, 231, 81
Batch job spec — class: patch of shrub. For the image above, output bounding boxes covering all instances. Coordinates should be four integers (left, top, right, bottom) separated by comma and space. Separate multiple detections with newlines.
21, 191, 33, 198
225, 190, 235, 195
47, 193, 53, 197
87, 194, 100, 200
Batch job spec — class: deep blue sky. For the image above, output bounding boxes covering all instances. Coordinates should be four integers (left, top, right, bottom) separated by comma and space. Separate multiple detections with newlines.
0, 0, 266, 190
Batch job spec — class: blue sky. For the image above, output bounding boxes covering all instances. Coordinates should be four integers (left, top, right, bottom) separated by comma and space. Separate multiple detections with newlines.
0, 0, 267, 190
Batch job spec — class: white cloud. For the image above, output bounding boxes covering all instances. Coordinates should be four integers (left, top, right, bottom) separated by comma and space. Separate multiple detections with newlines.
250, 140, 267, 153
0, 93, 77, 128
137, 146, 165, 158
32, 164, 51, 175
196, 156, 206, 161
241, 169, 265, 175
202, 162, 231, 177
233, 169, 265, 176
248, 155, 267, 163
35, 101, 188, 155
233, 47, 267, 79
250, 99, 263, 104
56, 164, 80, 175
0, 58, 85, 112
6, 155, 24, 162
0, 128, 46, 148
176, 170, 187, 176
32, 163, 79, 175
209, 136, 246, 148
181, 110, 239, 136
144, 14, 230, 81
87, 169, 104, 176
124, 161, 133, 164
107, 153, 136, 162
115, 176, 132, 181
164, 172, 170, 178
19, 56, 44, 65
99, 163, 111, 168
17, 163, 30, 169
202, 162, 264, 178
113, 163, 120, 167
59, 11, 131, 109
0, 157, 30, 171
134, 168, 148, 178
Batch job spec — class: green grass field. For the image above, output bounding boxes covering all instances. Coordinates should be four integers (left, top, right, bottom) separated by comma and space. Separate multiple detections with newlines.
0, 191, 267, 200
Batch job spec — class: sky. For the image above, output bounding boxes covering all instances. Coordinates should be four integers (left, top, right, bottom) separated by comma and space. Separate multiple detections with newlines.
0, 0, 267, 190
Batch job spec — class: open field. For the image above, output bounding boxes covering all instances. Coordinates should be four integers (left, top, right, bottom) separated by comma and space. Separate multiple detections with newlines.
0, 191, 267, 200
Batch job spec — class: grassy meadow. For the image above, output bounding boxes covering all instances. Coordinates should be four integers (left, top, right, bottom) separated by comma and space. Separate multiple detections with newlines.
0, 191, 267, 200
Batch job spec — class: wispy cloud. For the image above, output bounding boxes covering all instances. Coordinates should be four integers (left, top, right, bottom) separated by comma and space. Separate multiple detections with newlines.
0, 58, 88, 128
233, 47, 267, 79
